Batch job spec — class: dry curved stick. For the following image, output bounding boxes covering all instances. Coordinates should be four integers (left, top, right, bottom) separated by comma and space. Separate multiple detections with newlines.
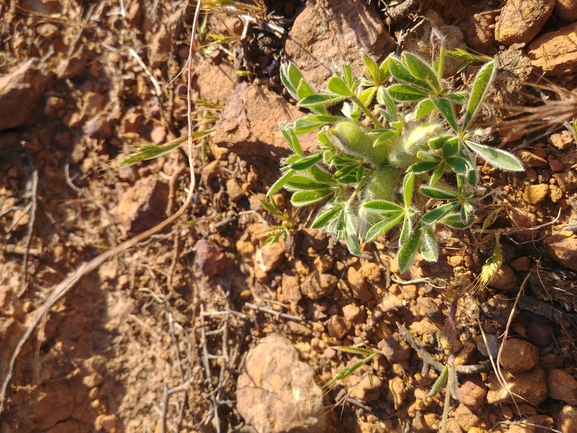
0, 0, 202, 413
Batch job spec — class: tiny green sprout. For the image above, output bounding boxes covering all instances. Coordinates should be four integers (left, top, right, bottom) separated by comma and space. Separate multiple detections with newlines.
272, 49, 523, 272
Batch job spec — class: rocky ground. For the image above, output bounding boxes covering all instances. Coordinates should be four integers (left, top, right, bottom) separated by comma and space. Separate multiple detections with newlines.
1, 0, 577, 432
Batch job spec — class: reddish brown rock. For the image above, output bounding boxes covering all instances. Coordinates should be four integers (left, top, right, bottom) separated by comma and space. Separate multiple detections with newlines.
116, 176, 168, 234
349, 373, 383, 403
555, 0, 577, 22
347, 266, 373, 301
558, 405, 577, 433
548, 369, 577, 405
487, 365, 548, 406
327, 314, 351, 340
255, 242, 285, 273
458, 377, 487, 409
545, 234, 577, 271
214, 83, 316, 160
0, 59, 55, 131
195, 59, 236, 106
301, 270, 338, 300
495, 0, 555, 46
462, 7, 498, 53
196, 239, 227, 276
489, 264, 518, 291
284, 0, 394, 89
236, 333, 329, 433
500, 338, 539, 373
508, 415, 554, 433
523, 184, 549, 205
528, 21, 577, 77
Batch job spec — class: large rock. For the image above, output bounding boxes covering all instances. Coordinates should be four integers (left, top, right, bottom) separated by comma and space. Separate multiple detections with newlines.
284, 0, 395, 90
236, 333, 331, 433
555, 0, 577, 22
495, 0, 555, 46
545, 233, 577, 271
486, 365, 548, 406
548, 369, 577, 406
0, 59, 55, 131
528, 21, 577, 77
214, 83, 316, 160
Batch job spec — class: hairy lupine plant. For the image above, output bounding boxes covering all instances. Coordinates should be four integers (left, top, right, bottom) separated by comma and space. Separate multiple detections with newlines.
269, 49, 523, 271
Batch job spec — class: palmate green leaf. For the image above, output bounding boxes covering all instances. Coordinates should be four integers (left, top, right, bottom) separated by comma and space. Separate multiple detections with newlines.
280, 124, 302, 156
290, 153, 324, 170
465, 140, 524, 171
364, 213, 404, 242
312, 205, 344, 229
363, 200, 404, 213
293, 115, 343, 134
280, 62, 301, 100
399, 214, 412, 245
285, 175, 332, 191
402, 52, 441, 93
408, 160, 439, 174
446, 156, 469, 173
402, 172, 415, 208
299, 93, 345, 110
397, 223, 423, 273
344, 210, 361, 256
445, 91, 469, 105
415, 99, 435, 118
420, 226, 438, 262
421, 202, 458, 225
333, 163, 360, 180
359, 86, 377, 107
388, 84, 428, 102
377, 86, 399, 120
309, 165, 336, 183
431, 98, 458, 132
291, 189, 333, 206
268, 169, 295, 196
442, 139, 459, 157
461, 60, 495, 131
362, 51, 379, 84
420, 185, 459, 200
430, 164, 445, 185
443, 213, 475, 229
371, 128, 400, 147
389, 57, 435, 92
296, 79, 315, 101
327, 76, 353, 97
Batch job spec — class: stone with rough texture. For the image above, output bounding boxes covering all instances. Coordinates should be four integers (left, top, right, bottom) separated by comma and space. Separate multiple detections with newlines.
347, 266, 373, 301
214, 83, 316, 160
453, 403, 485, 431
116, 177, 168, 234
558, 405, 577, 433
0, 59, 55, 131
545, 234, 577, 271
555, 0, 577, 22
500, 338, 539, 373
301, 270, 338, 300
508, 415, 555, 433
523, 184, 549, 205
495, 0, 555, 46
236, 333, 330, 433
284, 0, 395, 90
462, 6, 498, 53
548, 369, 577, 405
489, 264, 518, 291
487, 365, 548, 406
458, 377, 487, 409
327, 315, 351, 340
528, 22, 577, 77
255, 242, 285, 273
349, 373, 383, 403
196, 239, 227, 276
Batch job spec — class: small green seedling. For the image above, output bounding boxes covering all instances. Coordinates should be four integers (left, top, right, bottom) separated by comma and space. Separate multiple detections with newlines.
271, 49, 523, 271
